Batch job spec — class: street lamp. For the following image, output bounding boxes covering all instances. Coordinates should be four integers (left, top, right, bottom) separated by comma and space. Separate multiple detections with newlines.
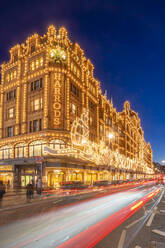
162, 160, 165, 164
108, 133, 114, 139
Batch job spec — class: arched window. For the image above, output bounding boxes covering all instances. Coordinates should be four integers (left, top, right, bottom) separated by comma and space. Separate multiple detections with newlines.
0, 145, 12, 159
29, 140, 46, 157
49, 139, 66, 150
15, 143, 26, 158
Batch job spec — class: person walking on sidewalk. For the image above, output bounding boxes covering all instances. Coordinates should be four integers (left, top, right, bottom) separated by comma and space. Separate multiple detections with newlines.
36, 178, 42, 196
26, 181, 34, 203
0, 181, 6, 207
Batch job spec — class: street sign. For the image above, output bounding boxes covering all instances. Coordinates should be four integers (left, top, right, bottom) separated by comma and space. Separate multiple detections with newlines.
35, 156, 43, 164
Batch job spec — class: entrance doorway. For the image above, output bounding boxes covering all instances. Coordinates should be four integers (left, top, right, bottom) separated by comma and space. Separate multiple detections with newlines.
21, 175, 36, 187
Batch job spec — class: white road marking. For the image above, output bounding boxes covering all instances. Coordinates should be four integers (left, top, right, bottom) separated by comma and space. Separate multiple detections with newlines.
152, 229, 165, 237
160, 210, 165, 213
146, 207, 157, 227
126, 215, 146, 229
117, 229, 127, 248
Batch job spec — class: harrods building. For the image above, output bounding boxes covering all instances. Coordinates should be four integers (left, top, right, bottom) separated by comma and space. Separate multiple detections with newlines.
0, 26, 153, 188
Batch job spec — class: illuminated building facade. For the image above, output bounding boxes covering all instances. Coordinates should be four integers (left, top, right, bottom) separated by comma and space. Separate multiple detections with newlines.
0, 26, 153, 188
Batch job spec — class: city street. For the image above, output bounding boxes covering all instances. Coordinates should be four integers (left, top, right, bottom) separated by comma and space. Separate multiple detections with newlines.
0, 183, 163, 248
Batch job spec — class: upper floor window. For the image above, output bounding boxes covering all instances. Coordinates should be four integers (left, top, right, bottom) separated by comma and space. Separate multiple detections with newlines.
99, 124, 103, 135
70, 103, 77, 115
15, 143, 26, 158
6, 89, 16, 101
6, 70, 17, 83
29, 119, 42, 132
70, 82, 79, 97
30, 57, 44, 71
29, 140, 46, 157
106, 117, 112, 126
89, 100, 95, 110
31, 44, 36, 53
50, 139, 66, 150
89, 116, 93, 126
89, 82, 96, 95
70, 62, 80, 78
13, 53, 18, 62
31, 78, 43, 91
30, 98, 43, 111
8, 126, 14, 137
0, 146, 12, 159
8, 107, 14, 119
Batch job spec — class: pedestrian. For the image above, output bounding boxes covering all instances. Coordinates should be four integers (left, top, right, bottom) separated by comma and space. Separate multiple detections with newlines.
0, 181, 6, 207
36, 178, 42, 196
7, 180, 10, 189
26, 181, 34, 203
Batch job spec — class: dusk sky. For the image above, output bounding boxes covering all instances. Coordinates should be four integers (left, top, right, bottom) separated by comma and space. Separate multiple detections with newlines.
0, 0, 164, 163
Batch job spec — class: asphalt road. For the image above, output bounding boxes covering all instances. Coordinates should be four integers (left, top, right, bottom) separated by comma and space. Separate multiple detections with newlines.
0, 184, 161, 248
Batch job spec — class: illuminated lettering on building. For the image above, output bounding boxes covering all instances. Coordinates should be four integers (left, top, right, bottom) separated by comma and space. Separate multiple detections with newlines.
53, 79, 62, 126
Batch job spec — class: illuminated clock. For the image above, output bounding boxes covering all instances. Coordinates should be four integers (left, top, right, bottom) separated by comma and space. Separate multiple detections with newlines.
50, 46, 66, 63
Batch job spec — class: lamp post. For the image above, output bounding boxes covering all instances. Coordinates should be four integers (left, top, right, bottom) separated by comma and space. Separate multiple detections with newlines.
107, 133, 114, 148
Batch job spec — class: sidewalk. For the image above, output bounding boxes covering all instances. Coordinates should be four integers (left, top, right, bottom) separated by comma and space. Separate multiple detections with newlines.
0, 182, 152, 211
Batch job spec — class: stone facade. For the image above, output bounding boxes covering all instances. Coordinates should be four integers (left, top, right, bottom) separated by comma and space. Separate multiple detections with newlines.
0, 25, 153, 188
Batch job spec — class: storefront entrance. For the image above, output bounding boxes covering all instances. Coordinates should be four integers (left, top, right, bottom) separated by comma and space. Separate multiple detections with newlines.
0, 165, 14, 188
21, 175, 36, 187
47, 170, 65, 188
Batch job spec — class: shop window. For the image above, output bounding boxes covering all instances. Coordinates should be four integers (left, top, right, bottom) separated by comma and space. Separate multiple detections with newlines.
0, 146, 12, 159
15, 143, 26, 158
7, 126, 14, 137
50, 139, 66, 150
29, 140, 46, 157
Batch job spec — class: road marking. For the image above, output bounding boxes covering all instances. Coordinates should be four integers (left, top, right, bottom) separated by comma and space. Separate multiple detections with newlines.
117, 229, 126, 248
160, 210, 165, 213
152, 229, 165, 237
146, 207, 157, 227
126, 215, 146, 229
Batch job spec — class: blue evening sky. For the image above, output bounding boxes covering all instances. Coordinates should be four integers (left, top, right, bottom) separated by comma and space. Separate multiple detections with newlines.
0, 0, 164, 162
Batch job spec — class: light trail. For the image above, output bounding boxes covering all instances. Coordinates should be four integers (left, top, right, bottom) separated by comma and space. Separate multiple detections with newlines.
0, 185, 161, 248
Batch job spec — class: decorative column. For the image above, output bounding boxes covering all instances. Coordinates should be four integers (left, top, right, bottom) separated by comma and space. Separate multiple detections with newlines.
21, 82, 27, 134
0, 92, 4, 138
66, 77, 70, 131
15, 85, 21, 135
